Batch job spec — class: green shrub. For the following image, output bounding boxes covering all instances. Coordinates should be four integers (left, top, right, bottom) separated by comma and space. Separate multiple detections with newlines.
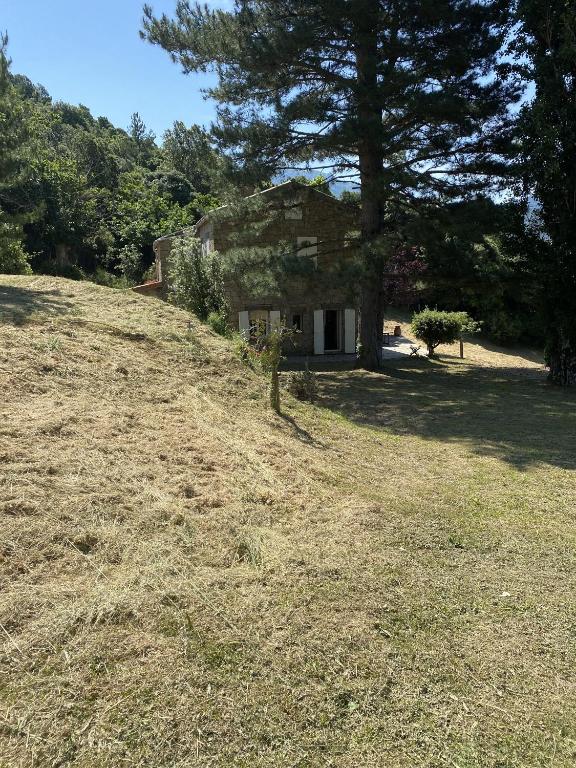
234, 322, 296, 413
141, 263, 157, 283
207, 310, 231, 337
482, 310, 525, 346
115, 244, 144, 283
91, 267, 130, 289
234, 333, 256, 368
39, 260, 86, 281
285, 367, 318, 403
411, 309, 479, 357
0, 236, 32, 275
167, 235, 227, 320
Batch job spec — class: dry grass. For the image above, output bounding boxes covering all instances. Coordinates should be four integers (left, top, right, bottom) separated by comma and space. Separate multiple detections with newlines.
1, 275, 576, 767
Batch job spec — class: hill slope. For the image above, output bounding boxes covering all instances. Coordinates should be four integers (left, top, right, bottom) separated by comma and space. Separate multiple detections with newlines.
1, 276, 576, 768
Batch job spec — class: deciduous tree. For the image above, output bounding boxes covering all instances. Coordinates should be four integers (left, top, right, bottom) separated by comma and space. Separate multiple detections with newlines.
0, 34, 32, 273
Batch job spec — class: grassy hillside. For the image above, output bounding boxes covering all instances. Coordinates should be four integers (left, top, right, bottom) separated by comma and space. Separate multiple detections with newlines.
1, 276, 576, 768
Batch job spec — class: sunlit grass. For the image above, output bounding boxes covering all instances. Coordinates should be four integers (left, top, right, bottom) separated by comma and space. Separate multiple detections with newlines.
1, 275, 575, 767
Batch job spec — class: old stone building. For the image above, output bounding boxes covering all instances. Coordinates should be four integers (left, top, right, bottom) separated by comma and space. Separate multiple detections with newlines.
151, 180, 360, 355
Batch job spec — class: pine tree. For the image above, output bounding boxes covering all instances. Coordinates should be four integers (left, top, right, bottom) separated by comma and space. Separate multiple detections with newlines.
516, 0, 576, 385
128, 112, 157, 167
143, 0, 519, 369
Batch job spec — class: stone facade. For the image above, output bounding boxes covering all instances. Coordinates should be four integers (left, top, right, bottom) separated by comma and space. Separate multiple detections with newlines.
152, 180, 360, 355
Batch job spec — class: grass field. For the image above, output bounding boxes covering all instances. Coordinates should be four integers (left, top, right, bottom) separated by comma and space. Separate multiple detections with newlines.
1, 275, 576, 768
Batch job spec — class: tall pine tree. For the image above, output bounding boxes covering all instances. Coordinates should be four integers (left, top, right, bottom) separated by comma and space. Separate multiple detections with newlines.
143, 0, 519, 368
516, 0, 576, 385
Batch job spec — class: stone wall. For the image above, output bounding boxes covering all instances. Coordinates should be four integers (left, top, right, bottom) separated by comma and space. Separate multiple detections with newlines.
152, 183, 360, 354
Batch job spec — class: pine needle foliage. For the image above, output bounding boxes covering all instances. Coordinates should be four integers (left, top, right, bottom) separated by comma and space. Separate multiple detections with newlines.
515, 0, 576, 385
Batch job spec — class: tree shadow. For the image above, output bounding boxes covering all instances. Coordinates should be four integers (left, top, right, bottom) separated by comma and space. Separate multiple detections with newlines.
276, 411, 319, 446
317, 358, 576, 470
0, 285, 74, 325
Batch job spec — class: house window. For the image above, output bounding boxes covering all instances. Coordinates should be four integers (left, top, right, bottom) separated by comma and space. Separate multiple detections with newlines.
291, 312, 303, 331
297, 236, 318, 265
248, 309, 269, 338
284, 196, 303, 219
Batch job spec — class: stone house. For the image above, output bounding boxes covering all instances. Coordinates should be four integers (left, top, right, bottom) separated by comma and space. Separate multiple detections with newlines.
150, 180, 360, 355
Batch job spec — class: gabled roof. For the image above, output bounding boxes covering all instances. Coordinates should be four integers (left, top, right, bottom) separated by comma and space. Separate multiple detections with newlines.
153, 178, 353, 246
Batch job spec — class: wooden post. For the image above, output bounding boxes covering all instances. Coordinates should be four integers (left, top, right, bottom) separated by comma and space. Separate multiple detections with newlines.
459, 338, 464, 359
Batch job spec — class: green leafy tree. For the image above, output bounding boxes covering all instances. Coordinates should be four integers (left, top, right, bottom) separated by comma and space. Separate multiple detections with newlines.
411, 309, 479, 357
515, 0, 576, 384
0, 34, 32, 273
420, 198, 542, 345
143, 0, 519, 369
2, 53, 220, 282
109, 169, 199, 282
167, 235, 227, 319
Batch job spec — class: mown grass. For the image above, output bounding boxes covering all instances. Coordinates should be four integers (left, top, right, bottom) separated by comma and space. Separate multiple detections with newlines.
1, 275, 576, 767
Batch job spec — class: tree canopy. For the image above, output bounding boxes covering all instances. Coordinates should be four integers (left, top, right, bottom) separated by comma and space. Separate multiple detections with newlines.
0, 43, 222, 284
514, 0, 576, 384
0, 34, 33, 274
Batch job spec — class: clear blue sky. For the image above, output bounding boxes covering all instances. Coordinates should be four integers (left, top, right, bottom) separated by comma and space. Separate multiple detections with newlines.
2, 0, 224, 140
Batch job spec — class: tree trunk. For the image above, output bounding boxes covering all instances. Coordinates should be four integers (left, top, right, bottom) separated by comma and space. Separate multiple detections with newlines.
547, 328, 576, 386
354, 6, 386, 371
55, 243, 71, 270
270, 365, 281, 413
359, 275, 384, 369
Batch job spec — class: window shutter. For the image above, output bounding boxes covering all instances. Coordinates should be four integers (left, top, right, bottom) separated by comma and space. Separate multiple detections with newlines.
238, 311, 250, 339
269, 310, 281, 331
344, 309, 356, 354
284, 196, 303, 219
297, 236, 318, 266
313, 310, 324, 355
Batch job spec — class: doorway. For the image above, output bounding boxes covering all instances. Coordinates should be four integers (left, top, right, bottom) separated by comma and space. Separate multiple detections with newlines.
324, 309, 341, 352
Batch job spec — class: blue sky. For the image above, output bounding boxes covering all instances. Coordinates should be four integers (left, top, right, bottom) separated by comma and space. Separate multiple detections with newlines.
2, 0, 224, 140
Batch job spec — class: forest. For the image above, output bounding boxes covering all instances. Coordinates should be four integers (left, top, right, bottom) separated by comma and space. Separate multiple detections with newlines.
0, 34, 221, 288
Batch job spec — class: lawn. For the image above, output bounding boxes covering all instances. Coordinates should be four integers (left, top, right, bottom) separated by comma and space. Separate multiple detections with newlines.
1, 276, 576, 767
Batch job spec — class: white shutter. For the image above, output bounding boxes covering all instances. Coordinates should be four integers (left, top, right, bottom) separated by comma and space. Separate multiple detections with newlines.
344, 308, 356, 354
238, 311, 250, 339
269, 310, 281, 331
313, 309, 324, 355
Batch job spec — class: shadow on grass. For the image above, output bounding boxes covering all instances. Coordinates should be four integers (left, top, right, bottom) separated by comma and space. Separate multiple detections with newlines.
317, 357, 576, 470
278, 412, 317, 445
0, 284, 74, 325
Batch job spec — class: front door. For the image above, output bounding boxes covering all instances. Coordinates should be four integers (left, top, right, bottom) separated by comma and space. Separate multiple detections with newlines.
324, 309, 341, 352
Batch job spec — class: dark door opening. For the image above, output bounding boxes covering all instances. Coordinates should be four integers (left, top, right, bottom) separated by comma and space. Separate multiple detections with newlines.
324, 309, 340, 352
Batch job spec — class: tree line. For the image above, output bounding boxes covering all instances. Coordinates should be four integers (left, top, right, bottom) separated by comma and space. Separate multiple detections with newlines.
0, 34, 223, 286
